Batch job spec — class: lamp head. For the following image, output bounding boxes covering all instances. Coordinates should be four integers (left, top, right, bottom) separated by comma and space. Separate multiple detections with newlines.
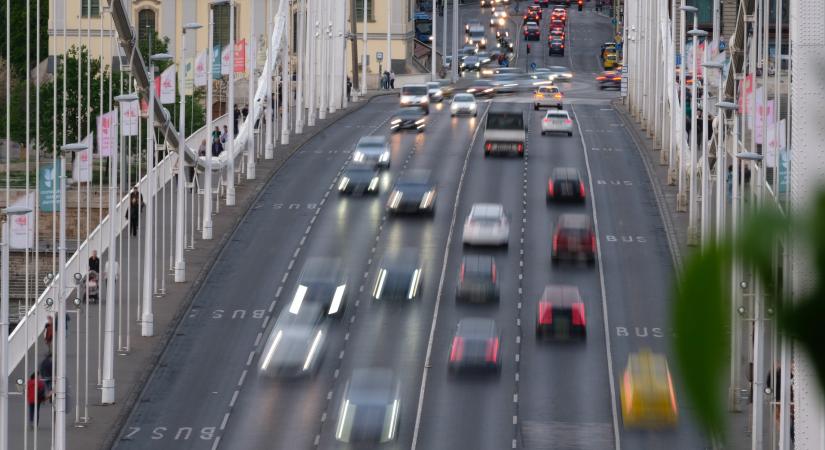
703, 62, 724, 69
3, 205, 33, 216
150, 53, 174, 62
114, 93, 139, 103
736, 151, 763, 162
680, 5, 698, 12
183, 22, 203, 31
716, 101, 738, 110
688, 29, 709, 37
60, 143, 87, 153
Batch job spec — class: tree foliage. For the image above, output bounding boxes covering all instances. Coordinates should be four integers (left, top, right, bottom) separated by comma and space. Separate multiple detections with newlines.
0, 0, 50, 77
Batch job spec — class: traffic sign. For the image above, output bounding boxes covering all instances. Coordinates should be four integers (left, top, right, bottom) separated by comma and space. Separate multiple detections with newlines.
376, 51, 384, 62
620, 66, 629, 97
530, 62, 537, 71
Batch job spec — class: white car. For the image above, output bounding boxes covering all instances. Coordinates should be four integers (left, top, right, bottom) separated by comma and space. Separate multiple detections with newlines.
541, 109, 574, 136
353, 136, 391, 169
450, 93, 478, 117
490, 10, 508, 27
462, 203, 509, 246
426, 82, 444, 102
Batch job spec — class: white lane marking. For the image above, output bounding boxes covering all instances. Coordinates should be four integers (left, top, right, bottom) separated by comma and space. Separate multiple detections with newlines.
220, 412, 230, 430
293, 247, 301, 258
288, 259, 295, 270
261, 316, 270, 329
246, 351, 255, 366
211, 436, 221, 450
514, 393, 518, 403
314, 435, 320, 446
281, 272, 288, 283
571, 104, 622, 450
300, 235, 307, 246
229, 390, 239, 408
275, 286, 283, 298
237, 369, 248, 387
411, 103, 490, 450
254, 332, 263, 346
269, 299, 277, 313
321, 412, 327, 423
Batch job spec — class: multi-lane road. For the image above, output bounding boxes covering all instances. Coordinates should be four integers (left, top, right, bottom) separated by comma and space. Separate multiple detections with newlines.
114, 3, 708, 449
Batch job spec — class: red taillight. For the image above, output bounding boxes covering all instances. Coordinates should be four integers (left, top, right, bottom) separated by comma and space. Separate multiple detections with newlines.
450, 337, 464, 362
560, 44, 565, 48
459, 263, 465, 282
596, 76, 606, 81
565, 119, 573, 125
491, 262, 497, 284
547, 179, 555, 197
486, 338, 500, 363
554, 93, 562, 99
579, 181, 586, 197
538, 302, 553, 324
590, 233, 596, 252
543, 117, 550, 122
516, 143, 524, 153
571, 303, 586, 326
552, 231, 559, 251
485, 143, 493, 151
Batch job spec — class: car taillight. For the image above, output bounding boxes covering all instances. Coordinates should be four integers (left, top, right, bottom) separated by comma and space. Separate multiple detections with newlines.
560, 44, 565, 48
543, 117, 550, 122
450, 337, 464, 362
554, 93, 562, 99
565, 119, 573, 125
517, 143, 524, 153
596, 76, 606, 80
547, 180, 555, 197
571, 303, 586, 326
667, 371, 678, 413
552, 231, 559, 251
579, 181, 586, 197
491, 263, 497, 284
485, 143, 493, 151
590, 233, 596, 253
485, 338, 500, 363
538, 302, 553, 324
459, 264, 465, 282
623, 372, 633, 410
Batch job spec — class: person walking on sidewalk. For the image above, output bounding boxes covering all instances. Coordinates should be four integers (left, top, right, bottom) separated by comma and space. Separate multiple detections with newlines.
88, 250, 100, 274
233, 104, 241, 134
346, 77, 352, 101
389, 71, 396, 89
39, 353, 53, 392
126, 187, 145, 237
26, 373, 46, 427
43, 316, 54, 350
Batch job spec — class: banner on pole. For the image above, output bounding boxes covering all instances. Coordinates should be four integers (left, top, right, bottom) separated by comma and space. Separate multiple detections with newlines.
765, 118, 786, 169
256, 34, 267, 69
158, 65, 177, 104
194, 50, 208, 87
221, 45, 231, 75
121, 99, 140, 136
39, 161, 61, 213
96, 109, 119, 157
9, 192, 35, 250
184, 57, 195, 95
234, 39, 247, 73
754, 98, 775, 144
73, 133, 94, 183
212, 45, 223, 79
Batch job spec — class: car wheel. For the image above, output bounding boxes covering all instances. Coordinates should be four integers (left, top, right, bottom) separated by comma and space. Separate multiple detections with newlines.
533, 104, 539, 110
484, 151, 490, 158
587, 256, 596, 266
551, 254, 560, 265
451, 113, 455, 117
541, 130, 545, 135
473, 112, 477, 117
535, 328, 542, 339
568, 131, 573, 136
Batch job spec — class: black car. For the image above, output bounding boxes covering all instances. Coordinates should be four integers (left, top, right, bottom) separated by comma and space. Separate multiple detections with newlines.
523, 24, 541, 41
334, 368, 401, 444
288, 257, 348, 318
548, 38, 565, 56
338, 164, 380, 196
390, 107, 426, 132
466, 80, 497, 97
547, 167, 586, 203
456, 255, 499, 303
461, 55, 483, 72
387, 170, 437, 215
551, 213, 596, 264
448, 318, 502, 373
535, 285, 587, 340
372, 250, 423, 301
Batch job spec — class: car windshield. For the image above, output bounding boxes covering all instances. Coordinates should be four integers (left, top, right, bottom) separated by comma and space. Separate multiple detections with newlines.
454, 94, 474, 102
549, 66, 569, 72
469, 30, 485, 38
486, 113, 524, 130
401, 86, 427, 96
546, 111, 568, 118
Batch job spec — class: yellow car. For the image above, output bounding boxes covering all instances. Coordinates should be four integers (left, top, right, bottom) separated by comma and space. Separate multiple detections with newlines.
620, 350, 678, 428
603, 53, 619, 70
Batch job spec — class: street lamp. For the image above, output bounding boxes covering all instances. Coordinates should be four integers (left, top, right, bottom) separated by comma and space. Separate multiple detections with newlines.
715, 100, 737, 241
55, 142, 87, 450
1, 205, 32, 450
143, 52, 174, 338
210, 0, 237, 205
676, 5, 698, 213
702, 60, 724, 247
204, 6, 217, 240
686, 28, 708, 246
176, 23, 202, 284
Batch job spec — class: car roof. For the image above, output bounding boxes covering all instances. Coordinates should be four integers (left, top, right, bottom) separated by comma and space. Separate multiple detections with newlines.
395, 107, 425, 116
461, 254, 494, 271
456, 318, 497, 338
453, 93, 475, 101
538, 85, 560, 92
357, 135, 387, 145
557, 213, 592, 230
470, 203, 504, 218
545, 109, 568, 117
540, 284, 582, 306
347, 368, 397, 404
551, 166, 580, 180
300, 257, 344, 281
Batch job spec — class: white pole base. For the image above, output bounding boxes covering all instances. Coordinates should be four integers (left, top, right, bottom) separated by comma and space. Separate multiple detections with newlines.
667, 168, 677, 186
265, 144, 275, 160
141, 314, 154, 337
247, 163, 256, 180
281, 134, 289, 145
202, 221, 213, 240
676, 192, 688, 212
319, 110, 327, 120
686, 224, 700, 247
174, 261, 185, 283
227, 187, 236, 206
101, 378, 115, 404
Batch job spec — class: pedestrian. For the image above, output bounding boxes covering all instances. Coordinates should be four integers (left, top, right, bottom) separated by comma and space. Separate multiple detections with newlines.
198, 139, 207, 156
212, 126, 221, 144
43, 316, 54, 350
39, 353, 53, 392
26, 372, 46, 427
346, 77, 352, 102
242, 104, 249, 119
212, 138, 223, 156
126, 186, 145, 236
233, 105, 241, 134
221, 125, 229, 145
381, 71, 387, 89
88, 250, 100, 274
389, 71, 396, 89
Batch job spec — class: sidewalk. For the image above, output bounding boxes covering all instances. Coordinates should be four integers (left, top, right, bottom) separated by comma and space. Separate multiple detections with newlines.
7, 93, 389, 450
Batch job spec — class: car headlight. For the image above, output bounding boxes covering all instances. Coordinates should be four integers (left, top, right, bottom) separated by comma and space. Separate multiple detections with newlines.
353, 151, 364, 162
421, 97, 429, 104
460, 62, 466, 68
259, 330, 283, 371
451, 103, 459, 111
481, 38, 486, 45
474, 62, 480, 67
368, 176, 379, 191
302, 330, 323, 371
388, 190, 402, 209
469, 103, 477, 110
408, 269, 422, 299
379, 151, 390, 162
390, 119, 401, 125
338, 177, 350, 191
415, 118, 426, 125
328, 284, 346, 315
420, 189, 435, 209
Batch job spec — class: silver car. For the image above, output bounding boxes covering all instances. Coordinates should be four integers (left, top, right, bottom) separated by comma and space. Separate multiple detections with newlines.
353, 136, 391, 169
462, 203, 510, 246
259, 304, 327, 378
335, 368, 401, 444
450, 93, 478, 117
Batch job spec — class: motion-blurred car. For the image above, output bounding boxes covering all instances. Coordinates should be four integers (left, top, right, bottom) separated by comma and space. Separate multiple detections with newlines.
372, 251, 423, 301
390, 107, 427, 133
492, 74, 545, 94
426, 81, 445, 102
450, 93, 478, 117
534, 0, 551, 6
620, 350, 679, 428
259, 303, 327, 378
523, 23, 541, 40
548, 38, 565, 56
288, 257, 348, 318
490, 10, 508, 27
335, 368, 401, 444
338, 164, 380, 196
596, 70, 622, 89
353, 135, 391, 169
600, 42, 617, 60
551, 213, 596, 264
535, 285, 586, 340
541, 109, 574, 136
546, 65, 573, 81
399, 84, 430, 113
551, 7, 567, 20
547, 167, 585, 202
465, 19, 483, 34
456, 255, 499, 303
548, 28, 566, 41
466, 26, 488, 49
466, 79, 497, 97
549, 19, 565, 32
603, 52, 619, 69
461, 55, 483, 72
448, 318, 501, 373
527, 5, 543, 18
387, 170, 436, 215
463, 203, 509, 246
534, 85, 564, 110
481, 66, 524, 78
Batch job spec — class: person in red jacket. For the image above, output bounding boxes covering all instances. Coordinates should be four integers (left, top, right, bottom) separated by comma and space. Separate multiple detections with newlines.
26, 373, 47, 426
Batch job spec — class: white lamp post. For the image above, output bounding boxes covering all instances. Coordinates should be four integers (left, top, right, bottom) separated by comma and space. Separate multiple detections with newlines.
176, 23, 202, 283
204, 8, 216, 240
715, 100, 737, 241
676, 4, 697, 213
55, 142, 87, 450
246, 0, 257, 179
143, 53, 173, 338
701, 60, 724, 247
686, 28, 707, 246
1, 205, 32, 450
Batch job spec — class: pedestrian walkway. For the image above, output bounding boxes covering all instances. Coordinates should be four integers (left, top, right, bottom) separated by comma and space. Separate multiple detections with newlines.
6, 94, 388, 450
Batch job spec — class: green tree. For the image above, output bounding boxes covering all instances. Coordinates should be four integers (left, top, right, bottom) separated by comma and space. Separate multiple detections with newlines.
0, 0, 50, 77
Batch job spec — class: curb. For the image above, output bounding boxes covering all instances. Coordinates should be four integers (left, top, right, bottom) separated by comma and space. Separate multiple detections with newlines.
103, 93, 395, 449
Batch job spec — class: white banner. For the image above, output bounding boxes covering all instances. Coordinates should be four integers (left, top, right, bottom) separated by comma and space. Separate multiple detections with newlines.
184, 57, 194, 95
765, 119, 786, 169
121, 99, 140, 136
96, 109, 119, 157
221, 45, 231, 75
9, 192, 35, 250
159, 65, 177, 104
72, 133, 94, 183
194, 50, 208, 87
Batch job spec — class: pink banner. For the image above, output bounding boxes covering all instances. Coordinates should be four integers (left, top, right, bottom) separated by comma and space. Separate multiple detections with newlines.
159, 65, 176, 104
234, 39, 247, 73
121, 100, 140, 136
194, 50, 208, 87
221, 45, 231, 75
96, 109, 119, 157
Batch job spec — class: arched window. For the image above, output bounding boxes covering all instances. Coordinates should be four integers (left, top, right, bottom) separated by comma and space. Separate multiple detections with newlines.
138, 9, 157, 51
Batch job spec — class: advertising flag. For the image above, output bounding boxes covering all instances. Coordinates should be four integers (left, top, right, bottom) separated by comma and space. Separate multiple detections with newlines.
159, 65, 177, 104
72, 133, 94, 183
194, 50, 208, 87
221, 45, 232, 75
39, 161, 61, 212
9, 193, 35, 250
96, 109, 119, 157
212, 45, 223, 79
121, 99, 140, 136
184, 57, 195, 95
234, 39, 247, 73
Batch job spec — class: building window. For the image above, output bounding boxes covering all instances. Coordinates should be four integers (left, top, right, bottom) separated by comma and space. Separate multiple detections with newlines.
137, 9, 156, 50
213, 3, 237, 49
81, 0, 100, 17
354, 0, 374, 22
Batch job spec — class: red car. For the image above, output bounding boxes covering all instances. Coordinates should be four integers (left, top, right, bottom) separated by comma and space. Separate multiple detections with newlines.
551, 213, 596, 264
549, 19, 565, 32
548, 28, 565, 41
527, 5, 543, 17
535, 285, 587, 340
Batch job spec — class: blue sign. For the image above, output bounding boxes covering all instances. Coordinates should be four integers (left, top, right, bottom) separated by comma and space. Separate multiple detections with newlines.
39, 161, 61, 212
530, 62, 537, 71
